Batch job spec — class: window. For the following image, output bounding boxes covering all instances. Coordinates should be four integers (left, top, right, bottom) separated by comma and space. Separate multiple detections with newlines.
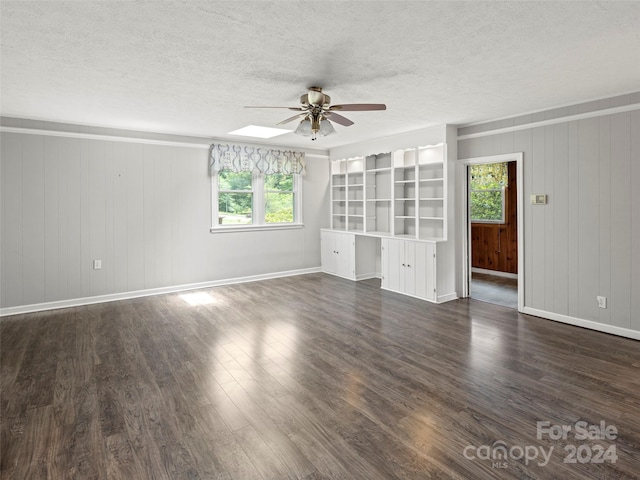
265, 174, 294, 223
218, 171, 253, 225
470, 163, 508, 224
212, 172, 302, 231
209, 143, 305, 232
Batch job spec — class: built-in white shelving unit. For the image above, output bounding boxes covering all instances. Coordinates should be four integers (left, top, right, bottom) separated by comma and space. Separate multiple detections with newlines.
324, 135, 456, 304
330, 143, 447, 240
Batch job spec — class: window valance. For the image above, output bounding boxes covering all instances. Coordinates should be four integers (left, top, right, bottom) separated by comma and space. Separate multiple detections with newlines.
209, 143, 306, 175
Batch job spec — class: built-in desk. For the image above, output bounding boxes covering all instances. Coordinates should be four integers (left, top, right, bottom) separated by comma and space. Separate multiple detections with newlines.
320, 229, 457, 303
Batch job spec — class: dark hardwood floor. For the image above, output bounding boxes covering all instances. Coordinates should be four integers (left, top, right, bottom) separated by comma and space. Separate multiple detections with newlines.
1, 273, 639, 479
470, 272, 518, 309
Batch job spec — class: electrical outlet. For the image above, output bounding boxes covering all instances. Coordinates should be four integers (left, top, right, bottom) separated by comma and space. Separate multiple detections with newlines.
93, 260, 102, 270
597, 296, 607, 309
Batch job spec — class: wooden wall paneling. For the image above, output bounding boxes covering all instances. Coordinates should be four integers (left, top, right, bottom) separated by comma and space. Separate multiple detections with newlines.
459, 100, 639, 334
88, 140, 107, 297
1, 130, 327, 310
170, 149, 181, 287
552, 122, 570, 316
126, 143, 145, 292
155, 146, 173, 288
21, 134, 45, 305
544, 125, 555, 312
1, 134, 23, 307
182, 147, 200, 282
577, 118, 601, 322
531, 126, 546, 309
631, 110, 640, 332
609, 112, 632, 329
64, 138, 82, 301
104, 140, 115, 294
598, 116, 612, 325
190, 146, 211, 282
175, 146, 194, 285
498, 131, 514, 156
194, 147, 213, 282
112, 142, 129, 293
143, 145, 157, 289
56, 138, 71, 300
567, 121, 580, 318
507, 162, 518, 273
80, 139, 91, 299
458, 139, 471, 160
43, 136, 60, 302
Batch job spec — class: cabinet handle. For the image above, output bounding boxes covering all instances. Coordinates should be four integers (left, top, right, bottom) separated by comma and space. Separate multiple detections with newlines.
402, 263, 405, 267
407, 264, 411, 268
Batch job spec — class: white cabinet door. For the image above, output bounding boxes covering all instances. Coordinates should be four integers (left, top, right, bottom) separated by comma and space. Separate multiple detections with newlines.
382, 238, 438, 300
402, 240, 416, 296
334, 233, 354, 279
321, 230, 354, 279
382, 238, 403, 292
321, 230, 337, 275
414, 242, 436, 301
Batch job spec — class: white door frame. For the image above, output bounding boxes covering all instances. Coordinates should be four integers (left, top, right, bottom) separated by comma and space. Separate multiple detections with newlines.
459, 153, 524, 311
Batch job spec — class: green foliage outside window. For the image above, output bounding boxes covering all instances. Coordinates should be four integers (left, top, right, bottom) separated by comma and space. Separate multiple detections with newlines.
265, 174, 294, 223
470, 163, 508, 223
218, 171, 252, 224
217, 172, 295, 225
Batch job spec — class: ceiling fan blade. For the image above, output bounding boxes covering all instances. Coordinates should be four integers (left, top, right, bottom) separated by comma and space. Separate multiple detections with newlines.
329, 103, 387, 111
277, 113, 306, 125
244, 106, 305, 111
326, 112, 354, 126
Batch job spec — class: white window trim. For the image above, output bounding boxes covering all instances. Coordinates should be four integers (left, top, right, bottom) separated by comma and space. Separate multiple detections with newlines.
211, 173, 303, 233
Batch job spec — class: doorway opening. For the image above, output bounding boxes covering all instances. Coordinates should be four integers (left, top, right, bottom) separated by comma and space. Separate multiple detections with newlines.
460, 153, 524, 311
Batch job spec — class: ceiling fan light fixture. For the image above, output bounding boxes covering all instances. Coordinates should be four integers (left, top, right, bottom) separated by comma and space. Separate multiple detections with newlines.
318, 118, 336, 137
294, 117, 313, 137
246, 87, 386, 141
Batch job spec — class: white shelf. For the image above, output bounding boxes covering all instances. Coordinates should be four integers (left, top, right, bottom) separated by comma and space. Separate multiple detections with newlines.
332, 214, 346, 217
394, 165, 416, 170
331, 143, 447, 242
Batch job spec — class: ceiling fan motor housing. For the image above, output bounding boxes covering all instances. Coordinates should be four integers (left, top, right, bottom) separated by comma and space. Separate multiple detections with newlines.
303, 87, 330, 108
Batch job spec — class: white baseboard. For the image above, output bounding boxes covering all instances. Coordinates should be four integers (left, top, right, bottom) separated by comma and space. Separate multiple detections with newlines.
436, 292, 459, 304
522, 307, 640, 341
0, 267, 322, 317
355, 272, 379, 281
471, 267, 518, 279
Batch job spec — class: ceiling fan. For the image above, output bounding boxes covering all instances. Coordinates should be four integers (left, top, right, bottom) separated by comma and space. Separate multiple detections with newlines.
245, 87, 386, 141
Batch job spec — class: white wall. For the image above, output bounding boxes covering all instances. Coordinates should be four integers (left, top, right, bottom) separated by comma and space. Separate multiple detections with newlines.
0, 121, 329, 311
458, 94, 640, 338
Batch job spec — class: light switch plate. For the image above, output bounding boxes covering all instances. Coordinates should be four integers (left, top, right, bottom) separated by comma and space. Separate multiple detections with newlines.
530, 194, 547, 205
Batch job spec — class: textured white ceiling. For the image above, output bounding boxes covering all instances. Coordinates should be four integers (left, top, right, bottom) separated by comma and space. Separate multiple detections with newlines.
1, 1, 639, 149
